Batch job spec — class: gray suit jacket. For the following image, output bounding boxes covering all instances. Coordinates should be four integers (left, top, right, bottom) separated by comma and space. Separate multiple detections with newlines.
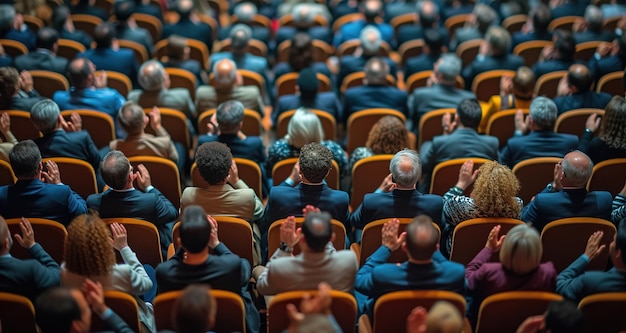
128, 88, 196, 119
409, 84, 476, 130
255, 244, 358, 295
195, 85, 265, 115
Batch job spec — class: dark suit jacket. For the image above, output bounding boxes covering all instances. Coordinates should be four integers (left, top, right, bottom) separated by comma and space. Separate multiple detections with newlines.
409, 84, 477, 130
116, 25, 154, 56
511, 31, 553, 49
551, 3, 585, 19
163, 59, 204, 85
0, 179, 87, 226
273, 62, 333, 87
578, 130, 626, 164
2, 28, 36, 50
499, 130, 579, 168
79, 48, 139, 87
263, 182, 350, 232
86, 188, 178, 256
338, 56, 398, 91
348, 189, 444, 229
403, 53, 438, 81
274, 92, 342, 125
71, 4, 108, 21
587, 54, 625, 81
532, 58, 573, 80
3, 90, 45, 111
163, 18, 213, 51
34, 130, 101, 174
275, 26, 331, 47
462, 54, 525, 88
59, 29, 93, 50
134, 3, 163, 21
521, 187, 613, 232
0, 243, 60, 301
557, 254, 626, 303
342, 84, 408, 124
553, 91, 613, 115
397, 26, 449, 51
575, 30, 614, 44
0, 54, 11, 67
197, 133, 266, 164
450, 27, 483, 52
355, 246, 466, 318
14, 50, 68, 75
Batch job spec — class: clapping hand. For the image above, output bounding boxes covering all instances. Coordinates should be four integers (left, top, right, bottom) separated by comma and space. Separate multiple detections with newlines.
381, 218, 406, 251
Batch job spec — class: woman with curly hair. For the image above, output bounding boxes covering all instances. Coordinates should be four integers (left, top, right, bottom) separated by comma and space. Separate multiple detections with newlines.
349, 116, 408, 171
578, 96, 626, 164
62, 212, 155, 333
441, 160, 522, 257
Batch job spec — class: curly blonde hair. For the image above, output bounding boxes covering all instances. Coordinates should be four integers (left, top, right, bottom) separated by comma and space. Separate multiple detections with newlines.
472, 161, 521, 218
366, 116, 408, 154
600, 96, 626, 150
64, 212, 115, 277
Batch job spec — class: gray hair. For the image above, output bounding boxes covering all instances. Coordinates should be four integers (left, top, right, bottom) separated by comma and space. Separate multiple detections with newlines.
529, 96, 558, 129
584, 5, 603, 32
389, 149, 421, 188
499, 224, 542, 275
360, 25, 382, 54
233, 2, 257, 22
0, 5, 16, 30
216, 100, 244, 132
561, 151, 594, 187
474, 4, 497, 33
138, 60, 165, 92
293, 3, 314, 25
436, 54, 462, 84
213, 59, 237, 84
286, 108, 323, 148
30, 99, 61, 133
485, 26, 511, 56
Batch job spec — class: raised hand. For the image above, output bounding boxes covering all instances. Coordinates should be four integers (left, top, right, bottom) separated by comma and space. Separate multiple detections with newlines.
41, 160, 61, 184
280, 216, 301, 248
455, 159, 478, 191
381, 218, 406, 251
378, 173, 396, 192
14, 217, 35, 249
584, 230, 606, 261
135, 164, 151, 191
109, 223, 128, 251
485, 225, 505, 251
207, 215, 220, 249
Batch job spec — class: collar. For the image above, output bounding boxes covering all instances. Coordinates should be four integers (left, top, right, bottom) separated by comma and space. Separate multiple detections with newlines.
0, 253, 11, 258
392, 189, 420, 196
111, 187, 136, 193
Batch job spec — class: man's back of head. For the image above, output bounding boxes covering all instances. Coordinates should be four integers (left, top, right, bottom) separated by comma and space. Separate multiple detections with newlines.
297, 68, 319, 105
455, 98, 482, 130
529, 96, 558, 130
196, 141, 232, 185
9, 140, 41, 179
424, 301, 463, 333
512, 66, 535, 99
364, 57, 389, 85
176, 0, 194, 19
118, 101, 146, 136
166, 36, 188, 61
485, 26, 511, 57
213, 58, 238, 90
584, 5, 604, 32
362, 0, 382, 22
36, 287, 85, 333
174, 284, 217, 333
230, 24, 252, 55
216, 100, 245, 133
94, 22, 116, 49
405, 215, 439, 261
299, 142, 333, 183
360, 25, 382, 56
101, 150, 131, 190
292, 3, 314, 28
138, 60, 166, 92
567, 64, 593, 93
423, 28, 444, 55
543, 300, 584, 333
434, 54, 462, 86
302, 211, 333, 252
67, 57, 94, 89
30, 99, 61, 134
180, 205, 211, 253
114, 0, 135, 22
417, 0, 439, 28
390, 149, 421, 189
234, 2, 257, 23
532, 4, 552, 34
554, 29, 576, 62
36, 27, 59, 51
0, 5, 16, 36
474, 4, 497, 34
561, 151, 594, 188
0, 67, 20, 102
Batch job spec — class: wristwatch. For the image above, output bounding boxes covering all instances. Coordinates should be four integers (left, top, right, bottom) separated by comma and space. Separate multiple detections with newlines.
279, 242, 293, 253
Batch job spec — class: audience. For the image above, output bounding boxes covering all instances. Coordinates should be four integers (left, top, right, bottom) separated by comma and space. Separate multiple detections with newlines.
14, 27, 68, 75
553, 64, 613, 115
162, 0, 213, 51
481, 66, 534, 132
533, 29, 576, 79
0, 66, 45, 111
50, 6, 93, 49
161, 36, 206, 85
578, 96, 626, 163
516, 300, 583, 333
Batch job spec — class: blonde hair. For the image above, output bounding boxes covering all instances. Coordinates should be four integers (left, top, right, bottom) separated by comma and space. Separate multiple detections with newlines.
64, 212, 115, 277
499, 224, 542, 275
472, 161, 521, 218
425, 301, 463, 333
286, 108, 323, 148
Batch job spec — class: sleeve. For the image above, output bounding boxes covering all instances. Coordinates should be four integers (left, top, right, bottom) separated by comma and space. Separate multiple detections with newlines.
149, 188, 178, 226
66, 186, 88, 217
29, 243, 61, 291
499, 143, 514, 168
443, 194, 475, 228
556, 254, 591, 302
521, 194, 540, 223
419, 139, 436, 174
465, 247, 492, 290
84, 133, 101, 172
354, 246, 391, 295
118, 246, 153, 294
612, 194, 626, 224
254, 250, 290, 295
233, 179, 264, 222
577, 130, 594, 153
348, 202, 365, 229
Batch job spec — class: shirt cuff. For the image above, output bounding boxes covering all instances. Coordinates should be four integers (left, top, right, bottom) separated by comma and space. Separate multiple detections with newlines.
374, 188, 383, 194
284, 177, 295, 186
581, 254, 590, 263
99, 307, 113, 320
144, 185, 155, 192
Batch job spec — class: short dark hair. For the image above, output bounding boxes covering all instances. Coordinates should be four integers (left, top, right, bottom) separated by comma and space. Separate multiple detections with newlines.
554, 29, 575, 62
180, 205, 211, 253
544, 300, 584, 333
51, 6, 70, 31
297, 68, 319, 105
114, 0, 135, 21
101, 150, 130, 190
216, 100, 244, 132
423, 28, 444, 55
0, 67, 20, 104
298, 143, 332, 183
405, 215, 439, 260
196, 142, 232, 185
302, 211, 333, 252
456, 99, 482, 129
35, 287, 82, 333
94, 22, 116, 49
67, 57, 93, 88
36, 27, 59, 50
174, 284, 216, 333
9, 140, 41, 178
567, 65, 593, 92
532, 4, 552, 33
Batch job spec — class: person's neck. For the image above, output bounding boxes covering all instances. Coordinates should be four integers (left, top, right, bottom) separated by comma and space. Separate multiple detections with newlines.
408, 258, 432, 264
125, 131, 146, 139
183, 251, 209, 265
395, 185, 415, 190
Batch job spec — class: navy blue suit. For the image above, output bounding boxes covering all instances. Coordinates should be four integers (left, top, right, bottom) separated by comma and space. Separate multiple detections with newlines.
2, 28, 36, 50
574, 30, 614, 44
79, 48, 139, 87
275, 27, 331, 47
273, 62, 333, 87
521, 187, 612, 232
0, 179, 87, 226
59, 28, 92, 50
499, 131, 579, 168
162, 18, 213, 50
355, 246, 465, 318
511, 31, 553, 50
34, 130, 101, 177
71, 4, 108, 21
553, 91, 613, 115
532, 59, 574, 80
403, 53, 438, 81
197, 134, 266, 165
333, 21, 394, 49
462, 54, 525, 88
338, 55, 397, 91
0, 243, 60, 301
396, 26, 449, 50
163, 59, 204, 86
587, 54, 625, 81
274, 92, 342, 125
557, 255, 626, 303
14, 51, 68, 75
348, 189, 444, 229
342, 85, 408, 124
263, 182, 350, 232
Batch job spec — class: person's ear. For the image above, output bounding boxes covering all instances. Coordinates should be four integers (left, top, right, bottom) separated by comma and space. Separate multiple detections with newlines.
330, 232, 336, 243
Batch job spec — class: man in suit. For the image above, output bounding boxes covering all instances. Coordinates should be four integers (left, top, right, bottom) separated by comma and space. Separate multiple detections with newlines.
275, 3, 332, 47
343, 57, 408, 125
404, 28, 445, 80
79, 23, 139, 87
419, 99, 499, 192
273, 68, 342, 125
263, 142, 350, 233
500, 96, 579, 168
128, 60, 196, 123
196, 58, 265, 116
551, 0, 586, 19
355, 216, 465, 319
462, 26, 525, 88
587, 33, 626, 81
162, 0, 213, 50
0, 5, 36, 50
521, 151, 613, 231
50, 6, 93, 50
114, 0, 154, 57
219, 2, 271, 46
0, 216, 60, 301
254, 211, 358, 295
161, 35, 206, 85
71, 0, 108, 21
396, 0, 449, 48
333, 0, 393, 48
557, 218, 626, 302
348, 149, 444, 237
156, 205, 260, 333
533, 29, 577, 79
30, 99, 103, 189
86, 150, 178, 258
574, 5, 614, 44
53, 58, 127, 138
36, 279, 133, 333
553, 64, 613, 115
0, 140, 87, 226
409, 54, 476, 130
511, 4, 553, 49
0, 67, 45, 111
14, 27, 68, 75
449, 4, 497, 52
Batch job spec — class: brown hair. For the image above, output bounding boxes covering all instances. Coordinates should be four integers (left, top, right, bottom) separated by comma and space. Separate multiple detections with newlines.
472, 161, 521, 218
366, 116, 407, 154
64, 212, 115, 277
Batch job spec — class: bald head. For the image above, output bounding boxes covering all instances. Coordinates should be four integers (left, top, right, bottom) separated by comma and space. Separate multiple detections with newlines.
390, 149, 421, 189
213, 59, 237, 88
418, 0, 439, 28
364, 57, 388, 85
177, 0, 193, 18
561, 151, 594, 187
567, 64, 593, 93
363, 0, 382, 21
67, 57, 95, 89
405, 215, 439, 261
